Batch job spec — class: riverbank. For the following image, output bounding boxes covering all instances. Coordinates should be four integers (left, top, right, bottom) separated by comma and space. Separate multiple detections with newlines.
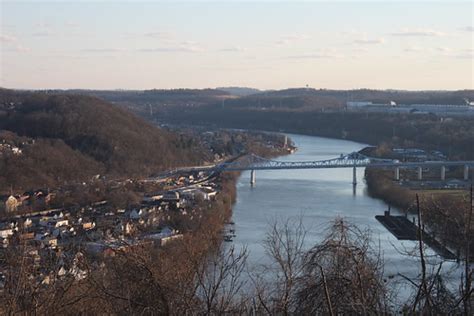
158, 108, 474, 160
365, 167, 473, 260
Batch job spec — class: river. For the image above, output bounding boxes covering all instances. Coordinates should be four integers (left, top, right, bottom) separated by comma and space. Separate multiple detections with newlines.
231, 133, 463, 304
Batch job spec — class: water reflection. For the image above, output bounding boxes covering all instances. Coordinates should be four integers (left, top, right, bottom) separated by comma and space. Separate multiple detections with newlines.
231, 133, 462, 303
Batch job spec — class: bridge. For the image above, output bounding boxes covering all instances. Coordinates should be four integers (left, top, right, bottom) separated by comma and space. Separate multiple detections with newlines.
210, 152, 474, 186
161, 152, 474, 186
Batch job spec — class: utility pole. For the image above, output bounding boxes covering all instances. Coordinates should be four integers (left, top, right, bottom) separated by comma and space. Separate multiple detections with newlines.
148, 104, 153, 117
464, 185, 473, 315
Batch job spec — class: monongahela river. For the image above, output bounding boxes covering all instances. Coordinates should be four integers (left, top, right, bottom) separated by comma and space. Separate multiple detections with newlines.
231, 133, 463, 303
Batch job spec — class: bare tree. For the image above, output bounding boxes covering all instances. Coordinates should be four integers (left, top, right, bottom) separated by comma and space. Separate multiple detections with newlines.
398, 194, 462, 314
193, 245, 248, 314
296, 217, 388, 314
250, 216, 307, 315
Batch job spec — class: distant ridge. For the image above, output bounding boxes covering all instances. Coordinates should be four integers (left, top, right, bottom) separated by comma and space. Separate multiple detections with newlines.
216, 87, 261, 97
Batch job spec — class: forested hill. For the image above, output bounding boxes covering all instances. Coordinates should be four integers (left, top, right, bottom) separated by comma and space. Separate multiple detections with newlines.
0, 89, 209, 192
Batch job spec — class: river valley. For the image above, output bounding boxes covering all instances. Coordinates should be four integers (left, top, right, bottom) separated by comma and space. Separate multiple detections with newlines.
231, 133, 463, 304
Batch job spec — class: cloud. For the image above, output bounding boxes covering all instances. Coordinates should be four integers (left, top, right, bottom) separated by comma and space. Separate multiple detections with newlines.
2, 44, 31, 53
436, 47, 452, 53
15, 45, 31, 53
144, 31, 174, 39
340, 29, 366, 37
276, 34, 310, 46
140, 32, 203, 53
32, 31, 55, 37
460, 26, 474, 32
0, 33, 30, 53
138, 45, 203, 53
179, 40, 199, 46
404, 46, 424, 52
35, 22, 51, 28
352, 47, 369, 53
65, 21, 79, 27
0, 34, 17, 42
284, 51, 342, 59
81, 48, 124, 53
353, 37, 385, 45
390, 29, 446, 37
453, 53, 474, 59
218, 46, 246, 52
32, 21, 55, 37
434, 48, 473, 59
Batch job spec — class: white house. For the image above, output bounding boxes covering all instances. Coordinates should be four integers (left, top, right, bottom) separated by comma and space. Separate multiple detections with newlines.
5, 195, 19, 213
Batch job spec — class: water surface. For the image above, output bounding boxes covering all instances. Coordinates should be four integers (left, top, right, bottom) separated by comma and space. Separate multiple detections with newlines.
231, 133, 462, 302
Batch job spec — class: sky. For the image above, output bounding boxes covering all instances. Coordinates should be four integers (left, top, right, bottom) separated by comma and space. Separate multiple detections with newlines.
1, 1, 473, 90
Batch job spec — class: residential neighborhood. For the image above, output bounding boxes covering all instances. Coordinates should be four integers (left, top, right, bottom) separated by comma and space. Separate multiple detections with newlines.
0, 168, 221, 292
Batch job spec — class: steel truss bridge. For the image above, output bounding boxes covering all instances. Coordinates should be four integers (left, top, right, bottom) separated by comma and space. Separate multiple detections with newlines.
213, 152, 472, 171
166, 152, 473, 185
207, 152, 474, 185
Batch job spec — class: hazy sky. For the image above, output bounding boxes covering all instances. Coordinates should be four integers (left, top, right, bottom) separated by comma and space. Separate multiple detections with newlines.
1, 1, 473, 90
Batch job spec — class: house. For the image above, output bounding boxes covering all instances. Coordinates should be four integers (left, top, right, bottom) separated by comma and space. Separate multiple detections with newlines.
11, 147, 22, 155
39, 217, 55, 227
163, 191, 180, 202
82, 221, 95, 230
198, 187, 218, 200
0, 237, 6, 247
129, 209, 140, 220
23, 218, 33, 228
143, 226, 182, 246
161, 234, 183, 246
19, 232, 34, 241
5, 195, 19, 213
0, 221, 16, 239
55, 219, 69, 228
42, 237, 58, 248
124, 221, 134, 235
0, 227, 13, 239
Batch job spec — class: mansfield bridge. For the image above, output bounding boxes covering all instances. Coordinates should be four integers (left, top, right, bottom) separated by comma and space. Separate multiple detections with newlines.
190, 152, 474, 186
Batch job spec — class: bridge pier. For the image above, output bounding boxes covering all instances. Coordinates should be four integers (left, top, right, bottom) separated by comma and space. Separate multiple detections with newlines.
352, 166, 357, 186
441, 166, 446, 181
417, 167, 423, 181
394, 167, 400, 181
250, 169, 256, 186
464, 165, 469, 180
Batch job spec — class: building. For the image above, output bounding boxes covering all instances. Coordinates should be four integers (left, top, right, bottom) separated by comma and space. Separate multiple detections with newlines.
347, 100, 474, 116
5, 195, 19, 213
346, 101, 373, 108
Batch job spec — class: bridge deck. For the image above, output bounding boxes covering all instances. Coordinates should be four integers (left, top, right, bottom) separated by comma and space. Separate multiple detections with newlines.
168, 152, 474, 173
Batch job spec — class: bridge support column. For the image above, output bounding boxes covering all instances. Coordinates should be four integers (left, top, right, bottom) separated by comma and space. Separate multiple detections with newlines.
352, 166, 357, 186
464, 165, 469, 180
417, 167, 423, 181
441, 166, 446, 181
394, 167, 400, 181
250, 169, 256, 186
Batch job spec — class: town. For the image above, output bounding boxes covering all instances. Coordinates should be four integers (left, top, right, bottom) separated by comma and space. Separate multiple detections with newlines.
0, 169, 220, 287
0, 127, 293, 293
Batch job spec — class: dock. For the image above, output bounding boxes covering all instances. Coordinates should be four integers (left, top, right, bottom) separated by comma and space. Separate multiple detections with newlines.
376, 210, 457, 260
375, 213, 417, 240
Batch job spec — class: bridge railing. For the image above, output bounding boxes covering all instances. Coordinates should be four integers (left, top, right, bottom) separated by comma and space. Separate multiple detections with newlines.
215, 152, 474, 171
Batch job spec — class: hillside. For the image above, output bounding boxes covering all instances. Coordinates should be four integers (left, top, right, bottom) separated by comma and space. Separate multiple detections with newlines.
251, 88, 474, 105
0, 90, 209, 192
216, 87, 261, 96
70, 88, 474, 115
